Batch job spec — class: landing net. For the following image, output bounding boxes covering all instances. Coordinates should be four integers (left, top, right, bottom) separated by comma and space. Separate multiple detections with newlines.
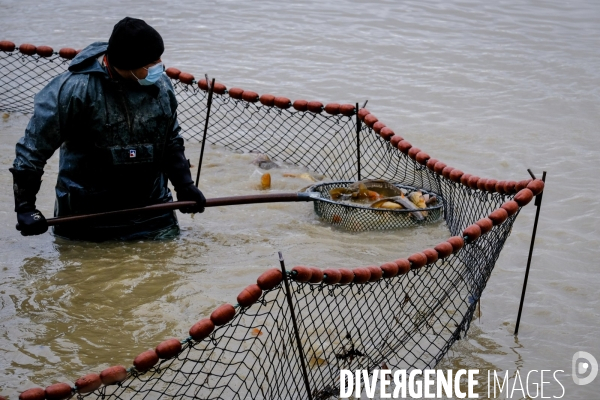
0, 44, 540, 400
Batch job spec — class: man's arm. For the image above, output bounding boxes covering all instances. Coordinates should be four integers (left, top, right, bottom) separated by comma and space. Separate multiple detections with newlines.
11, 73, 87, 235
160, 78, 206, 214
162, 113, 206, 214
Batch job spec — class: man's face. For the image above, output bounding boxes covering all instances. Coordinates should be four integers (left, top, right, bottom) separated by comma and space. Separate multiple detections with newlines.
114, 59, 162, 81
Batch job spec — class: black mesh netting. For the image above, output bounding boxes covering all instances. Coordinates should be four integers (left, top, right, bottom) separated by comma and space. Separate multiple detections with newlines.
1, 48, 529, 399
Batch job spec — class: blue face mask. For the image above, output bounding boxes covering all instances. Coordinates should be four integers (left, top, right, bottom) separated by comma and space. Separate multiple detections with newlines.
132, 62, 164, 86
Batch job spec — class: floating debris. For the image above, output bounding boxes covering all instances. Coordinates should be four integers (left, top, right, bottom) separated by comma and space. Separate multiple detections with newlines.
282, 172, 318, 182
251, 153, 279, 170
251, 328, 264, 336
260, 172, 271, 190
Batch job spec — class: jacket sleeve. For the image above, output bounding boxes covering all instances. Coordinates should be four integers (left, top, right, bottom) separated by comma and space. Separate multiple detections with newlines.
162, 76, 185, 156
12, 73, 89, 174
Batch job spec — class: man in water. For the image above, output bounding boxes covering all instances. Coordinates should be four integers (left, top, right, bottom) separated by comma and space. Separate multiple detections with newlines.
10, 17, 205, 241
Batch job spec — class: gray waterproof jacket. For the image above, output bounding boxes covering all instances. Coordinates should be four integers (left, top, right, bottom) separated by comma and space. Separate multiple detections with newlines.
12, 42, 183, 240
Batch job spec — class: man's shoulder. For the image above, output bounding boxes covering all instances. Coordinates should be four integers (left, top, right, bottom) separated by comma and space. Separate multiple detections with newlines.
36, 70, 100, 104
155, 74, 178, 110
50, 70, 93, 91
157, 73, 176, 93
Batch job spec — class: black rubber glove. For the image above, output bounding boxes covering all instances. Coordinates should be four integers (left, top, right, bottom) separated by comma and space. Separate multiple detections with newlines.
164, 148, 206, 214
175, 183, 206, 214
9, 168, 49, 236
17, 209, 48, 236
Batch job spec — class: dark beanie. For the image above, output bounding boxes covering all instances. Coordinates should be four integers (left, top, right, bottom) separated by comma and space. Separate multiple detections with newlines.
107, 17, 164, 70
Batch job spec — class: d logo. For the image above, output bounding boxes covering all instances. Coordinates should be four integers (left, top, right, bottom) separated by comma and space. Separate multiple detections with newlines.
572, 351, 598, 385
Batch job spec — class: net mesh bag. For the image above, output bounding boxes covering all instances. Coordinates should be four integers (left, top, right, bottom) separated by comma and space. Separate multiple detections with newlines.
307, 182, 443, 231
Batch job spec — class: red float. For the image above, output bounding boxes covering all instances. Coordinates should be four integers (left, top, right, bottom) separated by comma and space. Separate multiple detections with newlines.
210, 304, 236, 326
488, 208, 508, 225
476, 218, 493, 234
352, 267, 371, 284
242, 90, 259, 102
501, 200, 519, 216
178, 72, 194, 85
434, 242, 454, 259
447, 236, 464, 253
228, 87, 244, 100
133, 350, 158, 372
165, 67, 181, 79
380, 262, 399, 278
514, 188, 534, 206
155, 338, 182, 360
324, 103, 340, 115
256, 268, 282, 290
338, 268, 355, 284
394, 259, 411, 274
308, 267, 324, 283
0, 40, 16, 52
293, 99, 308, 111
237, 284, 263, 307
367, 265, 383, 281
291, 266, 312, 282
100, 365, 128, 385
307, 101, 324, 113
189, 318, 215, 341
408, 252, 427, 269
75, 374, 102, 393
463, 224, 482, 243
323, 268, 342, 284
36, 45, 54, 57
19, 43, 36, 55
339, 103, 356, 116
274, 96, 292, 109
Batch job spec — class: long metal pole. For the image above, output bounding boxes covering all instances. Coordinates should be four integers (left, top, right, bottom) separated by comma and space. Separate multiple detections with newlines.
17, 193, 317, 229
355, 102, 361, 181
514, 170, 546, 336
195, 77, 216, 187
278, 251, 313, 400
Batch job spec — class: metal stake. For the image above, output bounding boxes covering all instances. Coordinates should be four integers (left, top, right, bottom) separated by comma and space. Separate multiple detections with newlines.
514, 170, 546, 336
195, 76, 216, 187
278, 251, 313, 400
355, 102, 361, 181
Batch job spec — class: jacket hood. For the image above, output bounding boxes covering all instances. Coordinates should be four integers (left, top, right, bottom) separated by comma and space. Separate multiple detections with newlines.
68, 42, 109, 74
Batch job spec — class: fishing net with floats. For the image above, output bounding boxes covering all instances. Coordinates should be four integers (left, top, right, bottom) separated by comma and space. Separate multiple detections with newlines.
0, 42, 545, 400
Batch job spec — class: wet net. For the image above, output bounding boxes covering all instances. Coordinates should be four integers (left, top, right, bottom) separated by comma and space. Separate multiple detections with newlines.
0, 45, 539, 399
307, 182, 444, 231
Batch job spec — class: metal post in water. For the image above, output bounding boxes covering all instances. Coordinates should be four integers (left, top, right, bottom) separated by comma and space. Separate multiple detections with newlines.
514, 170, 546, 336
278, 251, 313, 400
195, 76, 216, 187
355, 102, 361, 181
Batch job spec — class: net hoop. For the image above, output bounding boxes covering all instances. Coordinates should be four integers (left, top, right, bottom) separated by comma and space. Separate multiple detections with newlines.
307, 181, 444, 231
